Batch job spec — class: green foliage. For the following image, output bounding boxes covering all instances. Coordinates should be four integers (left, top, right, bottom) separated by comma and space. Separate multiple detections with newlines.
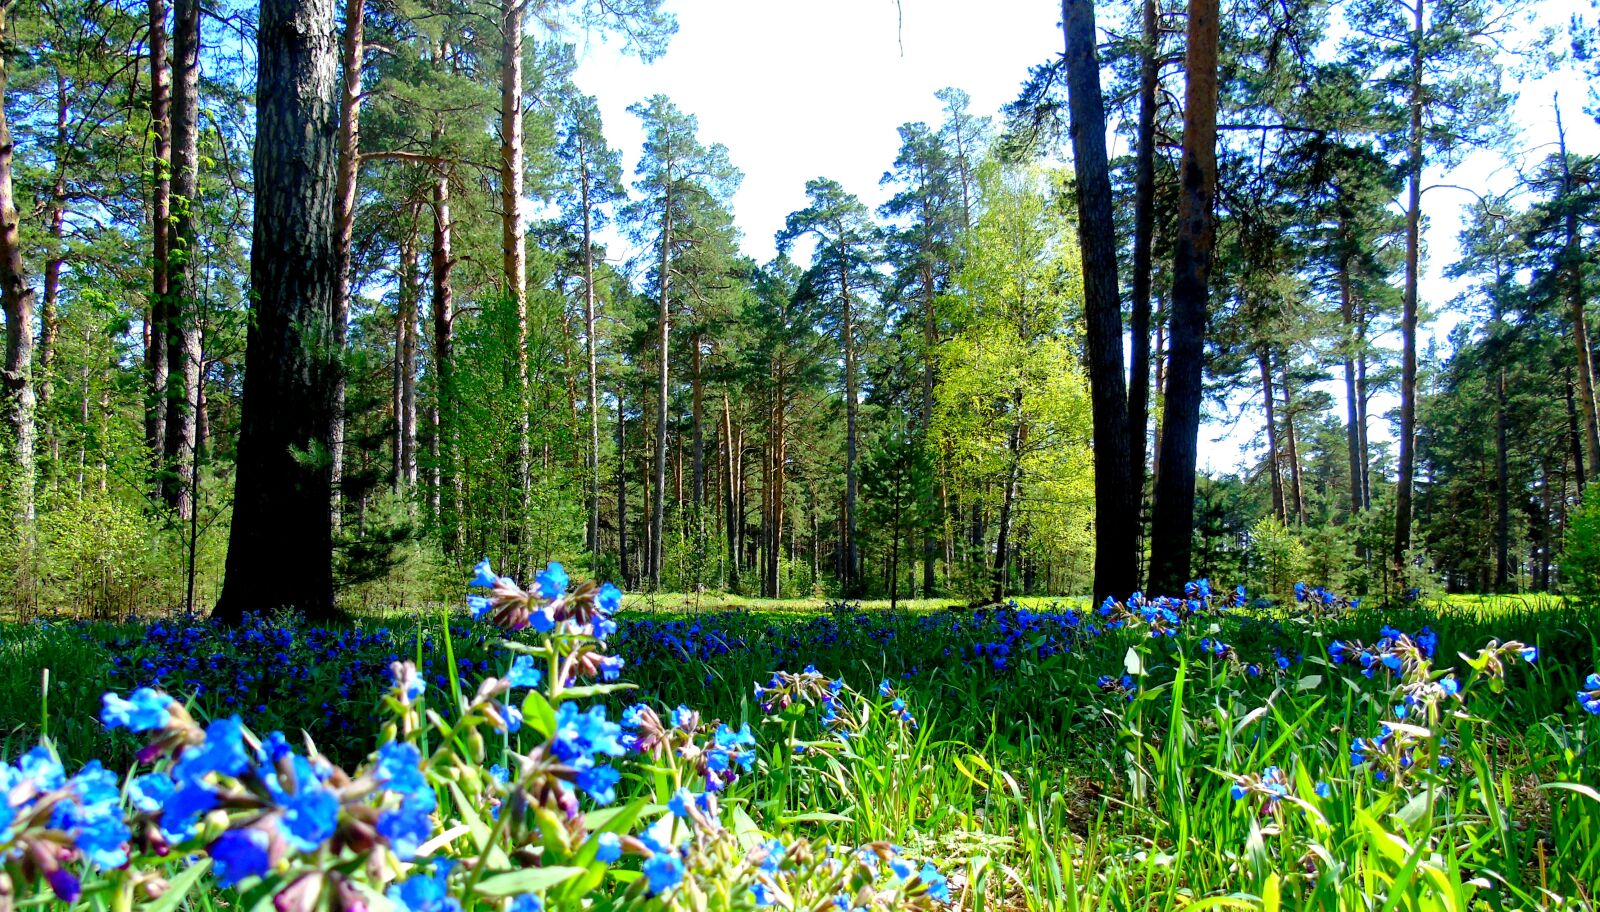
1247, 516, 1306, 603
1562, 497, 1600, 596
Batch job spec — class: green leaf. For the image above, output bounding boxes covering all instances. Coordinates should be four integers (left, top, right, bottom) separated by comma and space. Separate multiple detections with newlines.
144, 860, 213, 912
557, 684, 639, 700
473, 866, 588, 897
522, 690, 557, 740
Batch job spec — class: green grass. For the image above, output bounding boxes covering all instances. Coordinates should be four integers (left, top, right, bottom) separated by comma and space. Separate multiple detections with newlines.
3, 593, 1599, 909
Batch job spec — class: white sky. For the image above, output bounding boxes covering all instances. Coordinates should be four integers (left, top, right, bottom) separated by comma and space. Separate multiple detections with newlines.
566, 0, 1600, 476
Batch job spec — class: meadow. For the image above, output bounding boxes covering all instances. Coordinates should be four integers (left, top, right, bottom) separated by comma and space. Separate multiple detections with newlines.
1, 574, 1598, 912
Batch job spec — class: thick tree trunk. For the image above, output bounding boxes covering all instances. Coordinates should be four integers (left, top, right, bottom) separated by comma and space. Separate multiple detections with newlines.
1392, 0, 1423, 576
1147, 0, 1219, 595
500, 0, 531, 572
215, 0, 340, 622
163, 0, 202, 520
330, 0, 363, 528
1061, 0, 1138, 601
0, 0, 36, 526
147, 0, 171, 462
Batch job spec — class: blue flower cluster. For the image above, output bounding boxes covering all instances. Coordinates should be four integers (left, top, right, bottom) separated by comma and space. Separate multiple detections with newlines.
1580, 673, 1600, 715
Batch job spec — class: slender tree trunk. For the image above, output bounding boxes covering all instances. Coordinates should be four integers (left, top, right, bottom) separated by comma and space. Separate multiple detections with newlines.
1153, 291, 1166, 482
1127, 0, 1159, 509
1392, 0, 1424, 575
0, 0, 36, 526
579, 147, 602, 566
1495, 366, 1509, 590
1259, 348, 1284, 522
500, 0, 531, 572
215, 0, 340, 622
651, 188, 672, 589
841, 260, 860, 595
1281, 361, 1305, 524
39, 79, 67, 434
147, 0, 171, 463
919, 192, 939, 597
1556, 105, 1599, 489
691, 331, 705, 507
992, 390, 1026, 602
1061, 0, 1138, 601
330, 0, 363, 528
396, 214, 419, 489
1147, 0, 1219, 595
722, 392, 739, 589
1357, 311, 1371, 508
1337, 241, 1364, 515
1569, 372, 1587, 492
163, 0, 201, 520
616, 381, 630, 587
430, 163, 459, 550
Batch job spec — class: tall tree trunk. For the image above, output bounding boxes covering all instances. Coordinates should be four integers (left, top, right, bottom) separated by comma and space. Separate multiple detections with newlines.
580, 145, 602, 567
1337, 238, 1364, 515
39, 78, 67, 436
500, 0, 531, 573
616, 381, 630, 588
215, 0, 340, 622
430, 163, 460, 550
163, 0, 202, 520
1392, 0, 1423, 576
841, 260, 860, 595
1556, 105, 1599, 489
147, 0, 171, 463
0, 0, 36, 527
1061, 0, 1138, 601
1127, 0, 1159, 509
1259, 348, 1284, 522
1357, 310, 1371, 508
1281, 361, 1305, 524
691, 331, 704, 508
992, 390, 1026, 602
650, 185, 672, 589
722, 392, 739, 589
330, 0, 363, 528
920, 239, 939, 596
1495, 366, 1509, 590
1569, 372, 1587, 492
396, 215, 419, 489
1153, 291, 1166, 482
1147, 0, 1219, 595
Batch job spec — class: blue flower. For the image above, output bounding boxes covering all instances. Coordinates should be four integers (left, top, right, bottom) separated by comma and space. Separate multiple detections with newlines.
159, 779, 219, 842
128, 772, 174, 813
211, 829, 271, 886
595, 831, 622, 863
379, 804, 433, 861
1520, 645, 1538, 664
643, 853, 685, 894
1294, 582, 1307, 602
468, 596, 492, 620
551, 704, 626, 764
100, 688, 175, 732
506, 655, 543, 689
471, 559, 499, 589
750, 883, 778, 907
387, 861, 461, 912
919, 862, 951, 903
536, 562, 569, 600
668, 787, 696, 818
597, 582, 622, 614
1314, 781, 1331, 799
172, 716, 252, 782
574, 758, 620, 805
510, 896, 543, 912
279, 783, 340, 853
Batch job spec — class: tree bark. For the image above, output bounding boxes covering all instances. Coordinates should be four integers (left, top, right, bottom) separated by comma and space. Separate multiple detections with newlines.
146, 0, 170, 462
1147, 0, 1219, 595
691, 331, 704, 508
430, 163, 460, 550
215, 0, 340, 622
330, 0, 364, 528
500, 0, 531, 573
396, 213, 419, 489
650, 183, 672, 589
992, 389, 1026, 602
1392, 0, 1423, 576
1556, 105, 1599, 489
1127, 0, 1159, 510
722, 391, 740, 589
163, 0, 202, 521
0, 0, 36, 526
1337, 231, 1365, 515
1281, 360, 1305, 524
1259, 348, 1284, 522
840, 258, 860, 595
579, 143, 602, 567
1061, 0, 1138, 601
39, 78, 67, 431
